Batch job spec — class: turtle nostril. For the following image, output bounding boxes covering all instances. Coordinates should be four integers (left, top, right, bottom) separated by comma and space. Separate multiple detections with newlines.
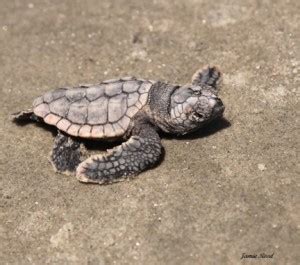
192, 113, 204, 121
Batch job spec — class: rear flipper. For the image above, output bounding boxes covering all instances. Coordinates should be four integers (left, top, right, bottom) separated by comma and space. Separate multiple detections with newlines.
191, 66, 221, 92
76, 122, 162, 184
11, 109, 40, 123
50, 131, 84, 175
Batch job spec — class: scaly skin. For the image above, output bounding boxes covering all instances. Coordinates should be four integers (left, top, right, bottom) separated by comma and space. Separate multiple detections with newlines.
50, 131, 83, 175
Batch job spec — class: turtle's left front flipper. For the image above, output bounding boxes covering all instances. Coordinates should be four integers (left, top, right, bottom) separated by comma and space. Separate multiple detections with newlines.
191, 66, 222, 93
76, 121, 162, 184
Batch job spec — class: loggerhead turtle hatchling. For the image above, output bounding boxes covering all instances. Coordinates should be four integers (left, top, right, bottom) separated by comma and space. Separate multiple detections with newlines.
13, 66, 225, 184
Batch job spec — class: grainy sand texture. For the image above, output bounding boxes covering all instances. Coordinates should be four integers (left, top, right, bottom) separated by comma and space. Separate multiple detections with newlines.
0, 0, 299, 264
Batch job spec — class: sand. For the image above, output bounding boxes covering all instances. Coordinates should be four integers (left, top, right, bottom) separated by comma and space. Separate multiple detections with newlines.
0, 0, 299, 264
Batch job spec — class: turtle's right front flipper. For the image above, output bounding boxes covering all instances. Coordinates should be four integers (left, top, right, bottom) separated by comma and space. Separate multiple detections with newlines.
76, 122, 162, 184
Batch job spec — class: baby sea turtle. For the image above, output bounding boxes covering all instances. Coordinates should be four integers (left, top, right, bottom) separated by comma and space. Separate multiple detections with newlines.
13, 66, 225, 184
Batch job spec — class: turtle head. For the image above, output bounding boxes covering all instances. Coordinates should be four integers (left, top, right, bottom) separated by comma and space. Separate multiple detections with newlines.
169, 85, 225, 135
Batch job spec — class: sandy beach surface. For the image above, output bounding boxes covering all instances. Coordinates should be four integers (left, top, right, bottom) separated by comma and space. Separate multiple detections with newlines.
0, 0, 299, 264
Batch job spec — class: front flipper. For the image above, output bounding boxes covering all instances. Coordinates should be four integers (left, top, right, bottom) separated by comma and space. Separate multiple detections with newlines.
76, 122, 162, 184
50, 131, 83, 175
191, 66, 221, 92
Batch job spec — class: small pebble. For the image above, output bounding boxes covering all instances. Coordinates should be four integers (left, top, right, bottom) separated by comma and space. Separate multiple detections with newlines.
188, 41, 197, 49
258, 163, 266, 171
148, 25, 154, 32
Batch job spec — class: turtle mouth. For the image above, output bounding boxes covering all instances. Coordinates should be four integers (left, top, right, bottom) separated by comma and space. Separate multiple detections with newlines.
211, 98, 225, 118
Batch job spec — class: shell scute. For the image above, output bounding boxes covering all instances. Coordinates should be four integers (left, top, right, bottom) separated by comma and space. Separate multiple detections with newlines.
112, 123, 125, 136
105, 82, 123, 97
104, 123, 115, 137
127, 92, 140, 107
43, 88, 66, 103
118, 116, 131, 131
87, 97, 108, 125
91, 125, 104, 138
49, 97, 69, 117
86, 85, 105, 101
67, 98, 89, 124
123, 81, 140, 93
138, 93, 149, 106
138, 82, 152, 94
57, 119, 71, 131
126, 106, 139, 118
108, 94, 127, 123
79, 125, 92, 138
66, 88, 86, 102
67, 124, 81, 136
34, 103, 50, 118
44, 113, 61, 125
33, 96, 43, 107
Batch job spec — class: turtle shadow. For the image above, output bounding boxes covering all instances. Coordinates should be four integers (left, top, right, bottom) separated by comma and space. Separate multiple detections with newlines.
161, 117, 231, 140
82, 138, 124, 151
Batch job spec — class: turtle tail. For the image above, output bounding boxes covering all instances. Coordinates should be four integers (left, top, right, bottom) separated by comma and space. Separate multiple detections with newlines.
11, 109, 40, 123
